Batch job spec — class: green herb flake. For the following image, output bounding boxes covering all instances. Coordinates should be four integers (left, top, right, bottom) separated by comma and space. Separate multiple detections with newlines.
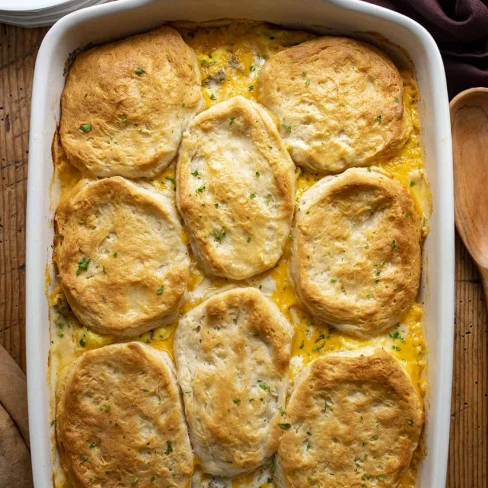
377, 476, 385, 482
76, 257, 91, 276
372, 435, 379, 440
214, 203, 219, 208
79, 455, 88, 465
408, 419, 414, 426
196, 184, 206, 193
58, 333, 64, 338
247, 237, 251, 243
113, 252, 118, 257
233, 399, 241, 405
301, 71, 307, 77
210, 93, 217, 100
255, 171, 260, 177
56, 234, 64, 239
395, 97, 401, 103
100, 405, 110, 413
258, 382, 271, 393
135, 67, 145, 75
213, 228, 226, 243
150, 477, 155, 483
248, 85, 254, 92
191, 169, 199, 177
79, 338, 86, 347
250, 193, 256, 199
79, 123, 92, 133
89, 442, 96, 449
132, 477, 139, 485
305, 79, 311, 85
230, 117, 235, 125
330, 278, 337, 283
156, 286, 164, 295
50, 419, 57, 426
367, 166, 371, 172
282, 123, 292, 132
165, 440, 173, 455
58, 322, 64, 329
299, 340, 305, 349
165, 176, 176, 186
377, 114, 383, 122
391, 240, 396, 250
250, 65, 256, 72
278, 423, 291, 429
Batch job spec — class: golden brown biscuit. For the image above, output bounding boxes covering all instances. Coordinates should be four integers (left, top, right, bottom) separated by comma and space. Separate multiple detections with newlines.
173, 287, 293, 477
276, 348, 423, 488
291, 168, 421, 337
60, 26, 204, 178
56, 342, 193, 488
176, 96, 296, 280
259, 36, 411, 173
54, 177, 190, 336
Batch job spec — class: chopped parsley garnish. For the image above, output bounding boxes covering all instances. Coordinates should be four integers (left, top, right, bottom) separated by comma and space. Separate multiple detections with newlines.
150, 477, 155, 483
79, 124, 91, 133
214, 203, 219, 208
89, 442, 96, 448
248, 85, 255, 91
79, 338, 86, 347
367, 166, 371, 172
278, 407, 285, 416
121, 118, 128, 124
330, 278, 337, 283
233, 399, 241, 405
392, 345, 401, 352
395, 97, 401, 103
410, 181, 416, 187
250, 193, 256, 199
391, 240, 396, 250
100, 405, 110, 412
56, 234, 64, 238
305, 79, 311, 85
372, 435, 379, 440
282, 123, 292, 132
58, 333, 64, 338
156, 286, 164, 295
166, 176, 176, 186
247, 237, 251, 243
312, 343, 324, 352
165, 440, 173, 455
230, 117, 235, 125
278, 423, 291, 429
322, 396, 329, 412
132, 477, 139, 485
76, 257, 91, 276
196, 184, 206, 193
366, 294, 372, 299
191, 169, 199, 177
377, 114, 383, 122
113, 252, 118, 257
301, 71, 307, 77
135, 67, 145, 75
210, 93, 217, 100
255, 171, 260, 177
377, 476, 385, 481
258, 382, 271, 393
79, 455, 88, 465
213, 228, 226, 243
299, 340, 304, 349
250, 65, 256, 72
408, 419, 414, 425
50, 419, 56, 426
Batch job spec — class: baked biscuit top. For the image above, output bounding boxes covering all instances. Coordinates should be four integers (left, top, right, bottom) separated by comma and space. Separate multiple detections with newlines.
259, 36, 411, 174
60, 26, 204, 178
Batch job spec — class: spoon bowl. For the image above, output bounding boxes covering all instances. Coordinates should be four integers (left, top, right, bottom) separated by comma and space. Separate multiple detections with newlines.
450, 87, 488, 303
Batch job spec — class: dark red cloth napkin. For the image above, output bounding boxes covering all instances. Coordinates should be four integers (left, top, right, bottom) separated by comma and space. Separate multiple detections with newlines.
364, 0, 488, 98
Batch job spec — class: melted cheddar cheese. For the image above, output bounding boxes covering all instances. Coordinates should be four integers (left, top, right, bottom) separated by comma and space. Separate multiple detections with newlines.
49, 21, 429, 488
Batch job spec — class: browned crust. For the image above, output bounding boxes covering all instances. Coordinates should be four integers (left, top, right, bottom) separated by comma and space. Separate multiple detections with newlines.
259, 36, 411, 173
176, 96, 296, 280
277, 349, 423, 487
56, 342, 193, 488
59, 26, 204, 178
292, 169, 422, 337
54, 177, 190, 336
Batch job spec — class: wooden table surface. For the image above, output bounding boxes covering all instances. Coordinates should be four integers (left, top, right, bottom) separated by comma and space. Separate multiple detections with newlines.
1, 24, 486, 487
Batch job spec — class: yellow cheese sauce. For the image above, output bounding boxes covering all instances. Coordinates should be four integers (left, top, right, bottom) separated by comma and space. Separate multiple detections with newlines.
49, 21, 429, 488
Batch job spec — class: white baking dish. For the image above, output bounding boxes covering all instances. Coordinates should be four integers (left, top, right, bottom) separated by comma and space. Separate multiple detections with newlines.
26, 0, 455, 486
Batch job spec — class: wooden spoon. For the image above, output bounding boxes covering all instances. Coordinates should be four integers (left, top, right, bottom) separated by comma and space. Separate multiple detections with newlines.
450, 87, 488, 305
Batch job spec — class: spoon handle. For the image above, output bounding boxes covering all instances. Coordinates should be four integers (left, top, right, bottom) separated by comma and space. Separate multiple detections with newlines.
479, 266, 488, 310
